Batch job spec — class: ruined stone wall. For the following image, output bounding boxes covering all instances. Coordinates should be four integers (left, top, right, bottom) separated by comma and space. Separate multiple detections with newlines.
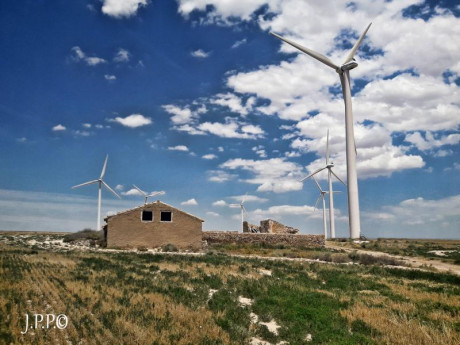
260, 219, 299, 234
243, 221, 260, 233
202, 231, 324, 248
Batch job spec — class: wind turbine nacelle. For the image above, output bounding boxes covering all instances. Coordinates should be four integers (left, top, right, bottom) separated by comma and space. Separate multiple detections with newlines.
341, 60, 358, 71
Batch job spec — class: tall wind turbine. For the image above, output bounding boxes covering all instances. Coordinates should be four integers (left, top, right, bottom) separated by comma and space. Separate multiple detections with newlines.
300, 130, 346, 238
271, 23, 371, 238
72, 155, 121, 230
132, 184, 165, 205
230, 195, 247, 232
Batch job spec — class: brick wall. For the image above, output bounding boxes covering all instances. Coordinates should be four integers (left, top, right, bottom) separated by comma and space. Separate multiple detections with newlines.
202, 231, 324, 248
106, 201, 203, 250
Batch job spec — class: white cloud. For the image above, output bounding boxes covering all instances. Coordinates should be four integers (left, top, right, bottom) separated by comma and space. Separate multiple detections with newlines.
16, 137, 27, 143
202, 154, 218, 160
181, 198, 198, 206
191, 49, 210, 58
220, 157, 304, 193
207, 170, 236, 183
74, 130, 91, 137
198, 118, 264, 139
122, 188, 143, 196
71, 47, 107, 66
115, 184, 124, 191
405, 131, 460, 151
231, 38, 247, 49
52, 124, 66, 131
104, 74, 116, 81
229, 195, 268, 203
206, 211, 220, 217
114, 48, 130, 62
211, 93, 253, 116
212, 200, 227, 206
252, 145, 267, 158
252, 204, 315, 217
218, 146, 224, 152
366, 195, 460, 227
168, 145, 189, 152
82, 123, 91, 128
109, 114, 152, 128
162, 104, 196, 125
101, 0, 149, 18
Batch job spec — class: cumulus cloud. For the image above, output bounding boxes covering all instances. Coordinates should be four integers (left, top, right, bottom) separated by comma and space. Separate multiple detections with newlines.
113, 48, 130, 62
405, 131, 460, 151
181, 198, 198, 206
168, 145, 189, 152
365, 195, 460, 228
122, 188, 143, 196
206, 211, 220, 217
191, 49, 210, 58
71, 46, 107, 66
207, 170, 237, 183
109, 114, 152, 128
252, 204, 315, 217
101, 0, 149, 18
202, 154, 218, 160
198, 118, 264, 139
104, 74, 116, 81
229, 195, 268, 203
220, 158, 304, 193
52, 124, 66, 131
212, 200, 227, 206
231, 38, 247, 49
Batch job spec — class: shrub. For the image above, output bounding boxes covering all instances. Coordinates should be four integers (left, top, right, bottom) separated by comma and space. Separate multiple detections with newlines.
162, 243, 178, 252
331, 253, 351, 263
137, 246, 148, 252
63, 229, 105, 247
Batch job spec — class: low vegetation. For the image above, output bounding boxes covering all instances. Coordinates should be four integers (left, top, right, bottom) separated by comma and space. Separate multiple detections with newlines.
331, 238, 460, 265
1, 233, 459, 344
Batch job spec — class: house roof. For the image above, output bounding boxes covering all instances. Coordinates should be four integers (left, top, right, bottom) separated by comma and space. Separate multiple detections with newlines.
105, 200, 204, 222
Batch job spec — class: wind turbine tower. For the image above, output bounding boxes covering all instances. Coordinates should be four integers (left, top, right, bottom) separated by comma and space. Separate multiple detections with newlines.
230, 195, 247, 232
72, 155, 121, 230
271, 23, 372, 238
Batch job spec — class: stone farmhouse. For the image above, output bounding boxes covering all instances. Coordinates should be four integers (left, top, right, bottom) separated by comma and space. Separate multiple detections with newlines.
104, 200, 203, 250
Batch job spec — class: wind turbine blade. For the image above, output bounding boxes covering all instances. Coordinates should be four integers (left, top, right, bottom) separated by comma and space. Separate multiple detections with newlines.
270, 32, 339, 70
72, 180, 98, 189
326, 129, 330, 165
241, 192, 248, 204
330, 170, 347, 186
132, 184, 147, 196
102, 181, 121, 199
314, 195, 321, 211
100, 155, 108, 179
242, 205, 247, 215
299, 166, 327, 182
343, 22, 372, 64
312, 176, 323, 193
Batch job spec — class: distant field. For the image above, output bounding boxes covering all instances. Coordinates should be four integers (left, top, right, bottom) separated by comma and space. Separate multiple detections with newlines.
1, 233, 459, 344
330, 238, 460, 265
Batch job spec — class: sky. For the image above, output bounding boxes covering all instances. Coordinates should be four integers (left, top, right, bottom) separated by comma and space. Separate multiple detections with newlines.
0, 0, 459, 238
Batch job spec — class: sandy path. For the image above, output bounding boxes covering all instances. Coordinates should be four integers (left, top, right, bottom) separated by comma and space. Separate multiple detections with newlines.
326, 243, 460, 276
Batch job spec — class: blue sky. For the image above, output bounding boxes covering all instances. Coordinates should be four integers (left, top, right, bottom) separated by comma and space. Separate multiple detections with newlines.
0, 0, 459, 238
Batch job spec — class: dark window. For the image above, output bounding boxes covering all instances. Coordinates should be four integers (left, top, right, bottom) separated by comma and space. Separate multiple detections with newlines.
142, 210, 153, 222
160, 211, 172, 222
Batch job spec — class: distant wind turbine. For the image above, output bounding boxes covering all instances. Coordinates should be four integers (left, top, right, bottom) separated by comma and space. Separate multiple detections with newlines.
312, 176, 341, 240
72, 155, 121, 231
271, 23, 372, 239
300, 130, 345, 238
230, 194, 247, 232
132, 184, 165, 204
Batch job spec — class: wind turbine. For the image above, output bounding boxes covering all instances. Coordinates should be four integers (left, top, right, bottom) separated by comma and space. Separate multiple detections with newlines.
271, 23, 371, 239
72, 155, 121, 231
312, 177, 328, 239
300, 130, 346, 238
230, 194, 247, 232
132, 184, 165, 205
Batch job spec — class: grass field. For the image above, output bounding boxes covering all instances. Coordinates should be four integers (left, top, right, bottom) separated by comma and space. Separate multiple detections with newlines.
330, 238, 460, 265
1, 233, 459, 345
